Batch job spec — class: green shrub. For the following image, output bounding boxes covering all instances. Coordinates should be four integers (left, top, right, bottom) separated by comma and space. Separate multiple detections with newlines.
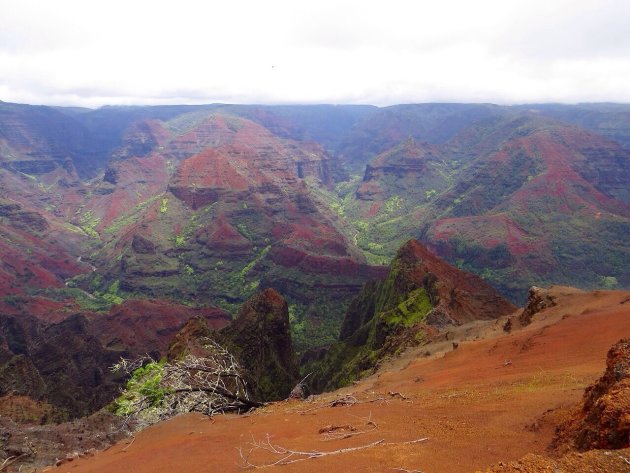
112, 361, 168, 417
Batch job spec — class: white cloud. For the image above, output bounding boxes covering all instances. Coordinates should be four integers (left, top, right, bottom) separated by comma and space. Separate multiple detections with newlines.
1, 0, 630, 107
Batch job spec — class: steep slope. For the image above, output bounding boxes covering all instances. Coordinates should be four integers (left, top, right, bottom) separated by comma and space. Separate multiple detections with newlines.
425, 114, 630, 299
552, 338, 630, 452
215, 288, 299, 401
1, 100, 629, 350
520, 102, 630, 150
333, 112, 630, 301
167, 289, 300, 402
0, 101, 102, 178
59, 288, 630, 473
0, 301, 230, 419
226, 104, 376, 154
0, 199, 89, 297
310, 239, 516, 391
355, 138, 448, 205
79, 111, 385, 350
337, 103, 503, 171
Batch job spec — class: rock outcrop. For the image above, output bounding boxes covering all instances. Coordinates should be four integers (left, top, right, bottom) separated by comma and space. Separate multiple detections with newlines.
554, 338, 630, 451
0, 300, 231, 419
217, 289, 299, 401
166, 289, 300, 401
518, 286, 557, 326
0, 313, 123, 419
311, 239, 516, 391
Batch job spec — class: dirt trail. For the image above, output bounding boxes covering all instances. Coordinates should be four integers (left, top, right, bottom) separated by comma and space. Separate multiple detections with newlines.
55, 288, 630, 473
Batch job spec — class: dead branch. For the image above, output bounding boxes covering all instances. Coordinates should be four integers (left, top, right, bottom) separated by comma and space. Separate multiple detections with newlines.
385, 437, 429, 446
298, 394, 388, 414
238, 435, 385, 469
237, 434, 428, 469
122, 435, 136, 451
391, 468, 425, 473
388, 391, 409, 400
112, 338, 263, 430
0, 439, 35, 472
319, 412, 378, 441
288, 372, 312, 400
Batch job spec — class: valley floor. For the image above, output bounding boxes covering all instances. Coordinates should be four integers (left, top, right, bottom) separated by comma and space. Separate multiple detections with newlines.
52, 288, 630, 473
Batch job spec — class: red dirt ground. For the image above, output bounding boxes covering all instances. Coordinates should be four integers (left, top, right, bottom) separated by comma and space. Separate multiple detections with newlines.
54, 288, 630, 473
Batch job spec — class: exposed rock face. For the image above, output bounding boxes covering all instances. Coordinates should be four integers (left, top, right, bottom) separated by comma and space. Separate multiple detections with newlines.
166, 316, 214, 361
554, 339, 630, 451
81, 111, 381, 351
312, 239, 516, 391
0, 313, 123, 419
0, 300, 231, 419
334, 237, 517, 355
164, 289, 300, 402
218, 289, 299, 401
349, 239, 517, 332
356, 138, 446, 202
519, 286, 557, 326
91, 299, 231, 358
341, 110, 630, 303
166, 115, 332, 210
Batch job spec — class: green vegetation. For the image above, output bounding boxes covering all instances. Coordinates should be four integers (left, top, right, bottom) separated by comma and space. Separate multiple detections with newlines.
105, 195, 160, 234
112, 361, 168, 417
383, 288, 432, 327
101, 279, 124, 305
424, 189, 437, 200
383, 195, 404, 214
79, 210, 101, 239
239, 245, 270, 280
236, 223, 254, 241
2, 294, 29, 307
159, 197, 169, 213
600, 276, 619, 289
111, 341, 257, 430
307, 252, 434, 391
30, 285, 123, 312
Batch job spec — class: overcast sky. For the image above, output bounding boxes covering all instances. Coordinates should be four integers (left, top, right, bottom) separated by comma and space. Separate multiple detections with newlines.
2, 0, 630, 107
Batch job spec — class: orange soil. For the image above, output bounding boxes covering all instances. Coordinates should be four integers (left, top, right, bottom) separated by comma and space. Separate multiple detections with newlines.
57, 288, 630, 473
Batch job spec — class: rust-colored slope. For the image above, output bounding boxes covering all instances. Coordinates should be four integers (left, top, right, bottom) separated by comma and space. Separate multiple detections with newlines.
63, 288, 630, 473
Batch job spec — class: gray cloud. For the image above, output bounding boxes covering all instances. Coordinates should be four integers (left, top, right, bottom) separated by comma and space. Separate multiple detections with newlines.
1, 0, 630, 107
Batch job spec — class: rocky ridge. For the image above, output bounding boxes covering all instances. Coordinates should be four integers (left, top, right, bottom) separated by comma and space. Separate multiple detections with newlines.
309, 239, 516, 391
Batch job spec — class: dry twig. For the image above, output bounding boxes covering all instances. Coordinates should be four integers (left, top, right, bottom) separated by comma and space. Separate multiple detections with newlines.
0, 439, 35, 472
298, 394, 387, 414
319, 412, 378, 440
388, 391, 409, 400
237, 434, 428, 469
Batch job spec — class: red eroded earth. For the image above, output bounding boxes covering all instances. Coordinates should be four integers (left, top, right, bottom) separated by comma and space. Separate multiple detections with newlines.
64, 288, 630, 473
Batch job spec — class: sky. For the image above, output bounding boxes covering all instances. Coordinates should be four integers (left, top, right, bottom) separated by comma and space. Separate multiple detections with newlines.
2, 0, 630, 108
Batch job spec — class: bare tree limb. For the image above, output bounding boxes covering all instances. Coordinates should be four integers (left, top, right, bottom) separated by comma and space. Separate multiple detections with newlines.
237, 434, 429, 469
